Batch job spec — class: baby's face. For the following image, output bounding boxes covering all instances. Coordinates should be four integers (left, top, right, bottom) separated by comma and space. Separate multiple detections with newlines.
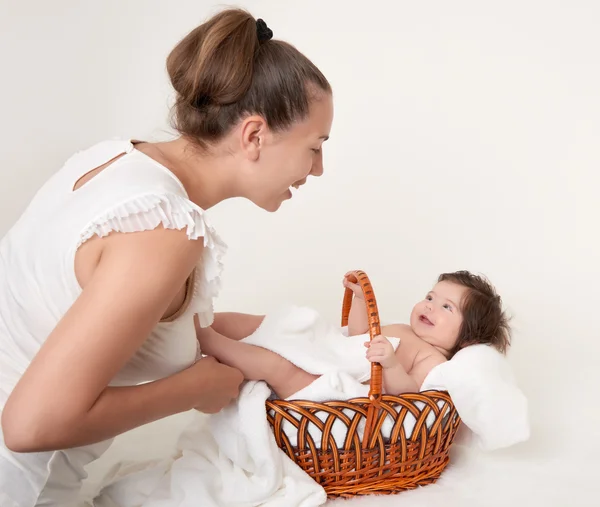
409, 281, 467, 354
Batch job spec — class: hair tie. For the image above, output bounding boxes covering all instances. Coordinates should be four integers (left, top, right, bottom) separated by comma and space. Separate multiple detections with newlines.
193, 93, 211, 109
256, 18, 273, 43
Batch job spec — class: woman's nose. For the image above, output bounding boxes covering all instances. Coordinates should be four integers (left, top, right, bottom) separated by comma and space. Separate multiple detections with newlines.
310, 152, 324, 177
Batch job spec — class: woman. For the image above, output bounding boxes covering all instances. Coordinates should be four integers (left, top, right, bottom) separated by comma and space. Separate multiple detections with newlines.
0, 8, 333, 506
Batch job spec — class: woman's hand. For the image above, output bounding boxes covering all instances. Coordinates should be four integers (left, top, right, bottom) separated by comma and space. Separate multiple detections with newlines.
187, 357, 244, 414
364, 335, 398, 369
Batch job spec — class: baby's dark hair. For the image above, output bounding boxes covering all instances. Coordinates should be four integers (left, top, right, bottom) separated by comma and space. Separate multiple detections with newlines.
166, 8, 331, 150
438, 271, 511, 358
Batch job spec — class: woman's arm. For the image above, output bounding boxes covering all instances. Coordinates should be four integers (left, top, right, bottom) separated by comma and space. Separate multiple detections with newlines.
22, 356, 236, 451
1, 227, 242, 452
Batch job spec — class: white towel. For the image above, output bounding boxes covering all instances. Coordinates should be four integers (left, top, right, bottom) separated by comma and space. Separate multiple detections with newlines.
420, 343, 530, 451
94, 305, 528, 506
93, 305, 398, 506
245, 305, 437, 447
242, 304, 400, 383
270, 370, 442, 450
246, 305, 529, 452
95, 381, 326, 507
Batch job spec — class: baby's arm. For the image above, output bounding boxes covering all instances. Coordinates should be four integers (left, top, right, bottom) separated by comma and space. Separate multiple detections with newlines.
365, 336, 418, 393
343, 274, 369, 335
348, 298, 369, 336
382, 351, 446, 394
365, 335, 446, 394
382, 364, 419, 394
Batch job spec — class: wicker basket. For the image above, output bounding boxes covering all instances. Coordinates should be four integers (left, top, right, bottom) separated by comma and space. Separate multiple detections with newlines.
265, 270, 461, 498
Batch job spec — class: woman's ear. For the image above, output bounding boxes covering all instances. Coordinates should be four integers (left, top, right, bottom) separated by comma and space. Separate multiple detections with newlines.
239, 115, 268, 161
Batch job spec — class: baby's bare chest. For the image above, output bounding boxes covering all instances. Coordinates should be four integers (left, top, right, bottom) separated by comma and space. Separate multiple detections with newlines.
382, 324, 441, 373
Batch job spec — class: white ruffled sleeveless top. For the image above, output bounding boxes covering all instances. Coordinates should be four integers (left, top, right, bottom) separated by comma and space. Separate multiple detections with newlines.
0, 139, 227, 507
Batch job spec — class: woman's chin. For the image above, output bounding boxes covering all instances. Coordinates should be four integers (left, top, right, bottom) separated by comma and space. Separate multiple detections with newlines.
262, 197, 285, 213
250, 190, 292, 213
272, 191, 293, 211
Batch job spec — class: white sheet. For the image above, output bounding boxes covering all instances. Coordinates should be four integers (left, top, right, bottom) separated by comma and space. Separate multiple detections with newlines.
251, 305, 528, 451
92, 305, 529, 506
94, 381, 326, 507
242, 304, 400, 383
269, 370, 444, 449
421, 343, 530, 451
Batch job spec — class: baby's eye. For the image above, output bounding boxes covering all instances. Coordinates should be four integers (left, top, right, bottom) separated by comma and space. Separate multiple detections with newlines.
443, 304, 453, 311
426, 295, 433, 301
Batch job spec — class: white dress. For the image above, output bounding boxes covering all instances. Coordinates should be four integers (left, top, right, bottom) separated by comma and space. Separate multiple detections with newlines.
0, 139, 227, 507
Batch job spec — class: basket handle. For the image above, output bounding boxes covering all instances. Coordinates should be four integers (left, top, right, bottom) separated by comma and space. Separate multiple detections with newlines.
341, 270, 382, 407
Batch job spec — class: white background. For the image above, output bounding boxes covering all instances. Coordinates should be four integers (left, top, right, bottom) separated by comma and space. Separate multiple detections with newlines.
1, 0, 599, 504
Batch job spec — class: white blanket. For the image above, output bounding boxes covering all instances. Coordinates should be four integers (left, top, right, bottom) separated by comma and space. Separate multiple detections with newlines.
243, 305, 400, 383
245, 305, 438, 448
94, 381, 326, 507
420, 343, 530, 451
93, 305, 528, 506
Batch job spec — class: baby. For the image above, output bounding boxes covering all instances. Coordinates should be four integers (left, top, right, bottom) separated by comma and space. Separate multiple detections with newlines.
197, 270, 511, 399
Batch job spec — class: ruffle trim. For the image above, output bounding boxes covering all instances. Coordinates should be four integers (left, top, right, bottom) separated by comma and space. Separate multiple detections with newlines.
77, 192, 227, 327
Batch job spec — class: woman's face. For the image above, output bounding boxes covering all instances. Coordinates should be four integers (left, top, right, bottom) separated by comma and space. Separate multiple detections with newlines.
240, 92, 334, 212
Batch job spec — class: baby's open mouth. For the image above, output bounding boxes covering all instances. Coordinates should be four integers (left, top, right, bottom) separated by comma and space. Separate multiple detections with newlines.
419, 315, 434, 326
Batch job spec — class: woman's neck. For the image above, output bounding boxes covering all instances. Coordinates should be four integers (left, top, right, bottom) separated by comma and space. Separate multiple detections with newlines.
137, 137, 242, 210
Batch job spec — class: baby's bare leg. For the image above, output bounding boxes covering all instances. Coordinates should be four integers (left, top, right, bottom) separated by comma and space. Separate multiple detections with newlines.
198, 328, 318, 399
211, 312, 265, 341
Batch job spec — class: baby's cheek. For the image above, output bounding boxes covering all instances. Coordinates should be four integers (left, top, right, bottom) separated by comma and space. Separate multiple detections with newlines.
409, 306, 420, 323
448, 325, 462, 344
438, 323, 458, 345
